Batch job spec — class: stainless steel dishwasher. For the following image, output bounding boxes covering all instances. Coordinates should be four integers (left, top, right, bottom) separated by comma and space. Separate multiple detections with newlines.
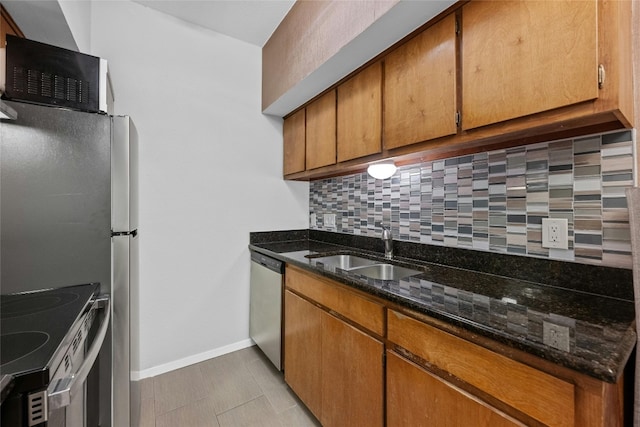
249, 251, 284, 370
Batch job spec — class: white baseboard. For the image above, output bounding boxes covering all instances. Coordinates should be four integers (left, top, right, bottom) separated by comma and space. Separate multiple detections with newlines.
131, 338, 255, 381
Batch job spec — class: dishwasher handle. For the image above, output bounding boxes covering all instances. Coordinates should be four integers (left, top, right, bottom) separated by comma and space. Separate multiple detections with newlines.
250, 252, 284, 274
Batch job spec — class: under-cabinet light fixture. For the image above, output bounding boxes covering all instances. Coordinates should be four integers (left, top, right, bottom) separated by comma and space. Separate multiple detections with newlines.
367, 161, 397, 180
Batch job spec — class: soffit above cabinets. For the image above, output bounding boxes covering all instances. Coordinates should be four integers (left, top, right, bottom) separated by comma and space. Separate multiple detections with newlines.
262, 0, 457, 116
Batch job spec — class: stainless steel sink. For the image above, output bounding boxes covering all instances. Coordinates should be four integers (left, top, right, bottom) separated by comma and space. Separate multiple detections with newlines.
311, 254, 379, 270
349, 264, 421, 280
309, 253, 421, 280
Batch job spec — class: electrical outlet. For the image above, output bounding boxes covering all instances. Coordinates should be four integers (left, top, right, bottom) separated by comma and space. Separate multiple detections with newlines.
543, 321, 570, 352
541, 218, 568, 249
310, 213, 317, 228
323, 213, 336, 228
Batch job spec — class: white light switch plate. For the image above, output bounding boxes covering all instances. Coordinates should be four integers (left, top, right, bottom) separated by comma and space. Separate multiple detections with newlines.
541, 218, 568, 250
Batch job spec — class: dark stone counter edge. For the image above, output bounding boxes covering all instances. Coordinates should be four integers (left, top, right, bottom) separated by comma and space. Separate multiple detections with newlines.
251, 229, 634, 302
249, 230, 637, 384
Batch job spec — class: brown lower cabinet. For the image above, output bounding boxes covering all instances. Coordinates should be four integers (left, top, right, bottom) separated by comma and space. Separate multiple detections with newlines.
284, 289, 384, 427
321, 310, 383, 427
387, 309, 576, 427
386, 350, 523, 427
284, 266, 384, 427
283, 290, 323, 419
283, 265, 625, 427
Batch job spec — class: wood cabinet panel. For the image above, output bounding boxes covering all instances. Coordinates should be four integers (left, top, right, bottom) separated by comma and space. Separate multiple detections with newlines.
387, 350, 524, 427
337, 62, 382, 162
283, 109, 306, 175
321, 312, 383, 427
384, 13, 457, 149
285, 265, 384, 336
1, 4, 24, 48
283, 290, 322, 420
262, 0, 397, 112
284, 266, 385, 426
306, 90, 336, 170
387, 309, 575, 427
461, 0, 598, 130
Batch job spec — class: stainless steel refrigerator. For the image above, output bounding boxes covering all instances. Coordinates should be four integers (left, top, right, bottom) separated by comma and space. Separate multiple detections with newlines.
0, 100, 138, 427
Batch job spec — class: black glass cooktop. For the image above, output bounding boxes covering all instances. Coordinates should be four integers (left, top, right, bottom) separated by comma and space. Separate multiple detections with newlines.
0, 284, 99, 384
1, 292, 80, 319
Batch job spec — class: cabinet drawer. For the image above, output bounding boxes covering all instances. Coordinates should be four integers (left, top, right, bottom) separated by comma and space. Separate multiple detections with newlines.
388, 309, 575, 427
285, 266, 385, 336
387, 350, 524, 427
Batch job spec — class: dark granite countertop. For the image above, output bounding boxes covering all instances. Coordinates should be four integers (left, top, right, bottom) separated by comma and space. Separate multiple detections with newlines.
249, 230, 636, 384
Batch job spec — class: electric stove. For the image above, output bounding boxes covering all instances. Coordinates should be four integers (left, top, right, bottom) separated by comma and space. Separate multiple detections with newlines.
0, 283, 109, 426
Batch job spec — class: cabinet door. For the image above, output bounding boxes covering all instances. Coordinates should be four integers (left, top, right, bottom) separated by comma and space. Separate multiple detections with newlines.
306, 90, 336, 170
337, 62, 382, 162
384, 14, 457, 149
283, 109, 306, 175
387, 351, 524, 427
461, 0, 598, 130
283, 290, 322, 420
321, 312, 383, 427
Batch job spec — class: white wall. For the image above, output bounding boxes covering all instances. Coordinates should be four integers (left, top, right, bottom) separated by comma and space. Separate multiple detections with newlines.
88, 1, 309, 378
58, 0, 92, 53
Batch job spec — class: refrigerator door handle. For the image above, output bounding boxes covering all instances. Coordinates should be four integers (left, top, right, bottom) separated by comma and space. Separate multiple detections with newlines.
111, 230, 138, 238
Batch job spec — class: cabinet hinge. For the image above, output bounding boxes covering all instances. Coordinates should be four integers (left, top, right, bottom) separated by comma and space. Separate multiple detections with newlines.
455, 18, 460, 35
455, 111, 461, 127
598, 64, 605, 89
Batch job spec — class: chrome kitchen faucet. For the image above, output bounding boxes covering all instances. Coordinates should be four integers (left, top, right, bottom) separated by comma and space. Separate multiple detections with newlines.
381, 225, 393, 259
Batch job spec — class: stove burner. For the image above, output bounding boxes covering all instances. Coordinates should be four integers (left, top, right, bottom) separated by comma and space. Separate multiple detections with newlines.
1, 292, 79, 319
1, 332, 49, 366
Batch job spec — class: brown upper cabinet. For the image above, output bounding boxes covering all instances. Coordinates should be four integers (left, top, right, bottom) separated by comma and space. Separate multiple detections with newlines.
306, 90, 337, 170
283, 109, 306, 175
461, 1, 598, 130
384, 14, 457, 150
337, 62, 382, 163
281, 0, 635, 180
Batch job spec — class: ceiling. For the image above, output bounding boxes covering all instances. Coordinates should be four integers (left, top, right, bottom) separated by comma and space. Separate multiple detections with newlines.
131, 0, 295, 47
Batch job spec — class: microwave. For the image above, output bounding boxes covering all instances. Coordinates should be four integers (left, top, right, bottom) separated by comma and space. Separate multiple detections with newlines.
1, 35, 113, 114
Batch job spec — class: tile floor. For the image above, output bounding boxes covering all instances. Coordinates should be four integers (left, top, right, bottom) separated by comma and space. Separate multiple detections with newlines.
136, 346, 320, 427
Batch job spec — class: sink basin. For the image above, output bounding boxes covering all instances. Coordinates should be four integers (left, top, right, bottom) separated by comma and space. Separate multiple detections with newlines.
311, 254, 379, 270
309, 253, 421, 281
349, 264, 421, 280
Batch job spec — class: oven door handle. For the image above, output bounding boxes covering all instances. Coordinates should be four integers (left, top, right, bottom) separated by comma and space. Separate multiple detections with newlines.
47, 296, 111, 412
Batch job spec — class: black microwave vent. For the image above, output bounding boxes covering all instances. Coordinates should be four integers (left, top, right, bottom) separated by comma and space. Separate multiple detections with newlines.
4, 35, 100, 112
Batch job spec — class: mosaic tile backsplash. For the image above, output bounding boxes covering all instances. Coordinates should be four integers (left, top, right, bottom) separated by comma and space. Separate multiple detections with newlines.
310, 130, 635, 269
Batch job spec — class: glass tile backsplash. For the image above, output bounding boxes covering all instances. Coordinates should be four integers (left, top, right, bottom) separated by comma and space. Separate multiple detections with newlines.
309, 130, 635, 268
